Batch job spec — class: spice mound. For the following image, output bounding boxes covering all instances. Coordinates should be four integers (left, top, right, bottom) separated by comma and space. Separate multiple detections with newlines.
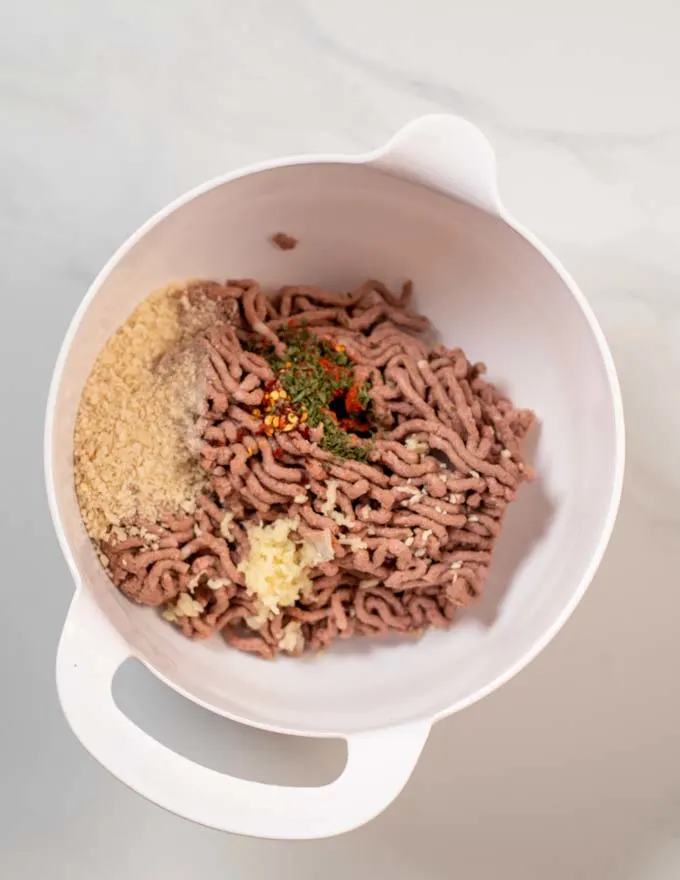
252, 326, 376, 460
74, 277, 536, 659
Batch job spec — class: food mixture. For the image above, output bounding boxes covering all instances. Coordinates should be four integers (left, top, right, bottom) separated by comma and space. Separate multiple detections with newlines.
74, 278, 535, 658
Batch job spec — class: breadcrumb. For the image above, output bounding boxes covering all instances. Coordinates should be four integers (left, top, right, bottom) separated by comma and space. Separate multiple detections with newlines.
74, 286, 206, 540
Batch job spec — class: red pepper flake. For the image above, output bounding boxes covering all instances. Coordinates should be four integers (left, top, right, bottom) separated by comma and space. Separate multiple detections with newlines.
339, 417, 365, 433
319, 357, 346, 383
345, 383, 364, 415
273, 448, 284, 460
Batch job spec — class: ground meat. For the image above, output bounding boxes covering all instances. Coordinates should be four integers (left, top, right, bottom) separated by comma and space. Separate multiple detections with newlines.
270, 232, 298, 251
79, 278, 535, 658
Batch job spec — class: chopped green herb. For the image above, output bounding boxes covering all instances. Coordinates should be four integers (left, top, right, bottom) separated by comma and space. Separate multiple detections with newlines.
357, 384, 372, 409
257, 328, 374, 461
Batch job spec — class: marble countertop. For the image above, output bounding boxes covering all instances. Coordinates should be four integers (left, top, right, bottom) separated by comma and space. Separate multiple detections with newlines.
3, 1, 680, 878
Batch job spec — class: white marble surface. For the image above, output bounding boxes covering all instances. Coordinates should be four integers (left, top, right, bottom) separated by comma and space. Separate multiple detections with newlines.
3, 1, 680, 877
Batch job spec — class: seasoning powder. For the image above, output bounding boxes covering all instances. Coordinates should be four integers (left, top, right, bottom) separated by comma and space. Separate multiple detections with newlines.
74, 286, 206, 541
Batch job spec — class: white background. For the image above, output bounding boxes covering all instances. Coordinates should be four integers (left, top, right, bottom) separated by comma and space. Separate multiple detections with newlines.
2, 1, 680, 877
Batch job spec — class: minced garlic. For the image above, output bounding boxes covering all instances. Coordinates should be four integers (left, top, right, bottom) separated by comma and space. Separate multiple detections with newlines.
320, 480, 338, 516
237, 517, 331, 618
207, 577, 231, 591
278, 620, 304, 653
162, 592, 203, 622
405, 436, 430, 455
338, 534, 368, 552
220, 512, 235, 542
301, 529, 335, 563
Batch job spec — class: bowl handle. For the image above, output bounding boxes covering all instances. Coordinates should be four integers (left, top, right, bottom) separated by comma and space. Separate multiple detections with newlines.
57, 590, 431, 839
368, 113, 502, 215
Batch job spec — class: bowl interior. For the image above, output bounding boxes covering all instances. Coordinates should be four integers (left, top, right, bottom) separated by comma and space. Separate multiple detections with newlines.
50, 162, 621, 735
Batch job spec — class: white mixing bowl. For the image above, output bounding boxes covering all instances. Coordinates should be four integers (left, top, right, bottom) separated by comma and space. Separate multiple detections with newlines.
46, 115, 624, 839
